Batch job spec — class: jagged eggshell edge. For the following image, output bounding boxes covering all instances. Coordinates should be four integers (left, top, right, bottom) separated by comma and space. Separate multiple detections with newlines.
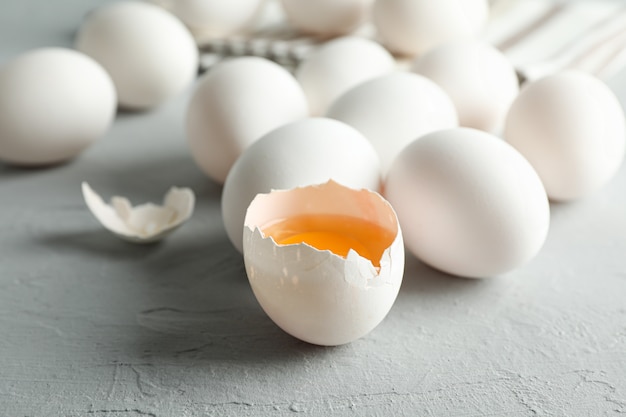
242, 180, 404, 346
81, 182, 195, 243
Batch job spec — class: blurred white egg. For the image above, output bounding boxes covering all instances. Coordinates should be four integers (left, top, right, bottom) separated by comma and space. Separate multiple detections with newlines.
76, 1, 198, 110
373, 0, 489, 56
326, 72, 458, 174
504, 71, 626, 201
296, 36, 395, 116
222, 118, 381, 253
186, 57, 308, 184
244, 180, 403, 346
385, 128, 550, 278
0, 48, 116, 166
412, 40, 518, 133
280, 0, 373, 36
169, 0, 264, 36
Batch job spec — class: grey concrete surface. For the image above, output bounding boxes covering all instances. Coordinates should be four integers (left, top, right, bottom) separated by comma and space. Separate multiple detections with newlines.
1, 1, 626, 416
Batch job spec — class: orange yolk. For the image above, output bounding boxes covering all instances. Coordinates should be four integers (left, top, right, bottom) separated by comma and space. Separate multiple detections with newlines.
261, 214, 395, 268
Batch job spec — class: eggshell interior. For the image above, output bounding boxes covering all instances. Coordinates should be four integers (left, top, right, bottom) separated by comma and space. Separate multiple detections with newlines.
222, 117, 382, 253
243, 180, 404, 346
82, 182, 195, 244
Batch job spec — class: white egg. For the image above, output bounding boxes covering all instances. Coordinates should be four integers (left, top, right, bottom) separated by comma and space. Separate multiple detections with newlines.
385, 128, 550, 278
373, 0, 489, 56
326, 72, 458, 174
280, 0, 373, 36
0, 48, 116, 166
186, 57, 308, 184
169, 0, 264, 36
412, 40, 519, 133
222, 118, 381, 253
504, 71, 626, 201
75, 1, 198, 110
296, 36, 395, 116
243, 180, 403, 346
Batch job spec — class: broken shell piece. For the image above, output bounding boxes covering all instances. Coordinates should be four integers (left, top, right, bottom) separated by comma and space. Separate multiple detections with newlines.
81, 182, 195, 243
243, 180, 404, 346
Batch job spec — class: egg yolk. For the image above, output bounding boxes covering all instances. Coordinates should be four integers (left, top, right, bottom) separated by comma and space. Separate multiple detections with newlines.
261, 214, 395, 268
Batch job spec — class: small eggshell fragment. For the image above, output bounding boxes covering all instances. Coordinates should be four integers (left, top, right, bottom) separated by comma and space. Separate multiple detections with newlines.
504, 70, 626, 201
75, 1, 198, 110
222, 118, 381, 253
373, 0, 489, 56
412, 40, 519, 133
186, 57, 308, 184
0, 48, 116, 166
385, 128, 550, 278
327, 72, 458, 174
169, 0, 264, 36
82, 182, 195, 243
243, 180, 404, 346
280, 0, 373, 36
296, 36, 395, 116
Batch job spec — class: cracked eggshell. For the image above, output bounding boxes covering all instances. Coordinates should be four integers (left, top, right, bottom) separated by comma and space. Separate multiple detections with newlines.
82, 182, 195, 243
222, 117, 381, 253
243, 181, 404, 346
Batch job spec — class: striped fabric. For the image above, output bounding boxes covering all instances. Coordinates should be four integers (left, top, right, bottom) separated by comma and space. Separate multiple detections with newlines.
191, 0, 626, 82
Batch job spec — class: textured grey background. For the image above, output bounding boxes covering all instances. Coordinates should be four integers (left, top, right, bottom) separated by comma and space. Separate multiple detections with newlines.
1, 1, 626, 416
